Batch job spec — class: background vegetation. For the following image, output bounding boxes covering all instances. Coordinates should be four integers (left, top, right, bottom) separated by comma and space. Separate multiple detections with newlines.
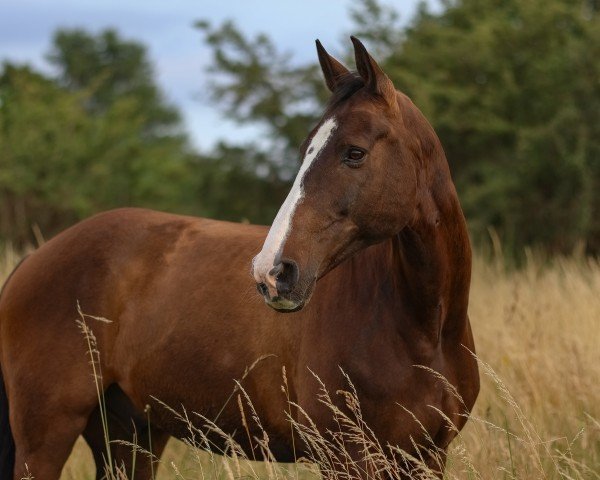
1, 0, 599, 257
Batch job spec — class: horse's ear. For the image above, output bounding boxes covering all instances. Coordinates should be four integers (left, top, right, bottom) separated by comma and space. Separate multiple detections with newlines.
316, 39, 350, 92
350, 36, 398, 110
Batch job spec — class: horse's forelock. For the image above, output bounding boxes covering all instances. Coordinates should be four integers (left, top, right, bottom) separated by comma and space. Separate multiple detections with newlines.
326, 72, 365, 110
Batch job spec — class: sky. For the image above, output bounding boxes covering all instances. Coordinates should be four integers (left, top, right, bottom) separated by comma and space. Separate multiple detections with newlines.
0, 0, 432, 151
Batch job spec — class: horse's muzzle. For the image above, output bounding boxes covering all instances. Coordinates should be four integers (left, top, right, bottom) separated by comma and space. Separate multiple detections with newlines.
255, 282, 305, 312
254, 259, 307, 312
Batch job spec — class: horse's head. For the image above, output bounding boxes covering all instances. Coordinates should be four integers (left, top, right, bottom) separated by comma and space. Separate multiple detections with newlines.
253, 37, 421, 312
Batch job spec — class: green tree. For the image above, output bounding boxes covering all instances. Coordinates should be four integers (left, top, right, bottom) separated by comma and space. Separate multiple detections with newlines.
190, 143, 290, 223
388, 0, 600, 254
0, 30, 194, 245
49, 29, 180, 127
0, 64, 88, 242
196, 0, 600, 255
196, 20, 327, 177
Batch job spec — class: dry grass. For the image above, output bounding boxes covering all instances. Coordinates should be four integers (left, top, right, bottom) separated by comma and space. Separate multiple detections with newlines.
449, 253, 600, 479
1, 247, 598, 479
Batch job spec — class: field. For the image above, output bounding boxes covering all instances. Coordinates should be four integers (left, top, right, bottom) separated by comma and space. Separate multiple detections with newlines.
1, 246, 599, 479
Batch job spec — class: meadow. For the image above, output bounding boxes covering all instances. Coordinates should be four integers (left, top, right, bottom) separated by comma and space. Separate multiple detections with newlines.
1, 246, 598, 479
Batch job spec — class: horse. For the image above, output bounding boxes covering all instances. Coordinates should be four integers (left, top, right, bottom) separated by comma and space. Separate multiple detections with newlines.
0, 37, 479, 479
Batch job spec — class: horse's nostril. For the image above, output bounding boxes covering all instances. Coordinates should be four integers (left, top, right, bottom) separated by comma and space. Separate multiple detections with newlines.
257, 282, 269, 297
275, 260, 299, 295
268, 263, 283, 278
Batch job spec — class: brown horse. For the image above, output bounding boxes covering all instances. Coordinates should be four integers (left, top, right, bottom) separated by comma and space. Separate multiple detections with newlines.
0, 37, 479, 479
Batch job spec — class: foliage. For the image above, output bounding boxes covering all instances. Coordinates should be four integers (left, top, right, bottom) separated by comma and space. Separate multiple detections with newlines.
196, 0, 600, 256
1, 0, 599, 255
189, 142, 290, 224
389, 0, 600, 255
0, 30, 194, 245
195, 20, 327, 176
48, 28, 180, 128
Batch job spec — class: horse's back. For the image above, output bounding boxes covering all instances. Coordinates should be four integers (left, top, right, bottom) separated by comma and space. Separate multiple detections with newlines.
0, 208, 267, 381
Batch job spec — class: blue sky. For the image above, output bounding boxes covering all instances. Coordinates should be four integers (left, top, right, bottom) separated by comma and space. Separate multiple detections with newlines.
0, 0, 431, 151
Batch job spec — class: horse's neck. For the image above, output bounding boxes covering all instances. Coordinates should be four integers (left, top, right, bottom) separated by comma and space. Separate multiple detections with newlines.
391, 170, 472, 342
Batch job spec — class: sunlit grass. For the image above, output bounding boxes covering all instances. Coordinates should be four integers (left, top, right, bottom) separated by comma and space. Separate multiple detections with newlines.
1, 247, 598, 479
447, 254, 600, 479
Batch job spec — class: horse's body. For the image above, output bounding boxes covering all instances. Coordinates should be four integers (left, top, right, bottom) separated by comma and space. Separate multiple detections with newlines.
0, 38, 479, 479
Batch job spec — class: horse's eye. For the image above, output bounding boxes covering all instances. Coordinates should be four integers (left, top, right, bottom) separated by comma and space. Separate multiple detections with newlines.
343, 147, 366, 167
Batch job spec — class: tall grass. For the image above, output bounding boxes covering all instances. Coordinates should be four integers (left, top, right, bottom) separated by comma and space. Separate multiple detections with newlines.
452, 254, 600, 479
0, 248, 598, 479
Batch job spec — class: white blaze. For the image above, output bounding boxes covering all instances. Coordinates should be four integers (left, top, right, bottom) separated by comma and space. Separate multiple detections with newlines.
253, 117, 337, 282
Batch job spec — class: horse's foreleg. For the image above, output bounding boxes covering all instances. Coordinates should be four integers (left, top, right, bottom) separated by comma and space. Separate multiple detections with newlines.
83, 385, 170, 480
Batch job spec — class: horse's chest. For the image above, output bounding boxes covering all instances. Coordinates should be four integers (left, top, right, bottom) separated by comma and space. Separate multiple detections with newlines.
295, 316, 447, 448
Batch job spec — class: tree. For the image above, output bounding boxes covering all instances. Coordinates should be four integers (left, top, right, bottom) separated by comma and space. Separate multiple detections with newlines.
0, 64, 87, 242
3, 2, 598, 254
0, 30, 194, 245
195, 0, 600, 255
388, 0, 600, 254
48, 28, 181, 129
195, 20, 327, 176
189, 143, 291, 224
